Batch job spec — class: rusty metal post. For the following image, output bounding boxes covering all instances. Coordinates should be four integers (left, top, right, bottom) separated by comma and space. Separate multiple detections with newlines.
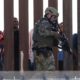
48, 0, 58, 9
78, 0, 80, 70
63, 0, 73, 70
4, 0, 14, 70
34, 0, 43, 23
19, 0, 29, 70
63, 0, 72, 40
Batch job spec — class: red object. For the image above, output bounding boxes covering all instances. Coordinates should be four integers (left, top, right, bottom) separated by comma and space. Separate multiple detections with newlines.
0, 31, 4, 41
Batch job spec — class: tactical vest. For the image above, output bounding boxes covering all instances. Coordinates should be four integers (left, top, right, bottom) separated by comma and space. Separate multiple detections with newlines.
32, 18, 58, 48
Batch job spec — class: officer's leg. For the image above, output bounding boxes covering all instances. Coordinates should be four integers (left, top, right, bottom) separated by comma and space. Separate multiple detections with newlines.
53, 47, 58, 70
45, 50, 55, 70
33, 50, 45, 70
43, 49, 55, 71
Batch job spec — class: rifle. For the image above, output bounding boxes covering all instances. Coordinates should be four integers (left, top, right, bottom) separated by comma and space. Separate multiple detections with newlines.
50, 21, 72, 54
58, 24, 72, 54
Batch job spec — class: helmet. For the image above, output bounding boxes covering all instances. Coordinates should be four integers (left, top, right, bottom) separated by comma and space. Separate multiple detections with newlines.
45, 7, 59, 16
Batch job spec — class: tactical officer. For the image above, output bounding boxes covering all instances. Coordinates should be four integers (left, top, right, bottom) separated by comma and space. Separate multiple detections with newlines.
32, 7, 59, 70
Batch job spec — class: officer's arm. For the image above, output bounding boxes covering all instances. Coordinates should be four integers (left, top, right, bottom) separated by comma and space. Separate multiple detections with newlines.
38, 21, 59, 37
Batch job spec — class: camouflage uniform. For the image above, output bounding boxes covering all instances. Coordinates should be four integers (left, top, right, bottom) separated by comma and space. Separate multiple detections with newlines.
32, 7, 59, 71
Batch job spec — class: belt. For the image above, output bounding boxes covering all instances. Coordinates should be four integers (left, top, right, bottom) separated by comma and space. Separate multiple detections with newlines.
32, 47, 52, 51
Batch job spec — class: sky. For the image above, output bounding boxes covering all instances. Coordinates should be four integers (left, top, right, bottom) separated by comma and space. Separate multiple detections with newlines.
0, 0, 4, 31
0, 0, 77, 34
